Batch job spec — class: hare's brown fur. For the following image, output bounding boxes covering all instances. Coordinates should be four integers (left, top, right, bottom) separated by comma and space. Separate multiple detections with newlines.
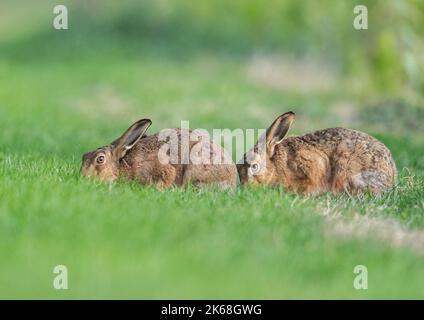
238, 113, 397, 196
119, 129, 237, 189
81, 120, 237, 190
273, 128, 397, 195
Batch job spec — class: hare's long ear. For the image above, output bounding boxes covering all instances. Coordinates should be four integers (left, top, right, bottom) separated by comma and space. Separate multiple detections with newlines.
112, 119, 152, 159
266, 112, 295, 156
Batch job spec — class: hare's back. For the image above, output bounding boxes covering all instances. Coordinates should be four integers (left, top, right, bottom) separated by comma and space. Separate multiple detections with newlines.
299, 128, 392, 160
298, 127, 377, 149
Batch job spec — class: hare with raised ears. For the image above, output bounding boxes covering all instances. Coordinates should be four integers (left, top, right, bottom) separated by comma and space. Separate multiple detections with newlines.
81, 119, 237, 190
237, 112, 397, 195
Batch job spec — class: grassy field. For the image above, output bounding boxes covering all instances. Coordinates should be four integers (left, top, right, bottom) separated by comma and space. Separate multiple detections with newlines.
1, 1, 424, 299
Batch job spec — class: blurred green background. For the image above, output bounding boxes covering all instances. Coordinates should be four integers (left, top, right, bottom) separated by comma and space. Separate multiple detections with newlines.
2, 0, 424, 92
0, 0, 423, 299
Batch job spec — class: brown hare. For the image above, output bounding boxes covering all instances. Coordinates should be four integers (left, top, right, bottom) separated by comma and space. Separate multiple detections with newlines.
237, 112, 397, 195
81, 119, 237, 190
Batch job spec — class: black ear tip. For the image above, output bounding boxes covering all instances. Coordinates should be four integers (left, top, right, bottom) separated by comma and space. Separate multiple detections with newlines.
277, 111, 295, 121
136, 119, 152, 126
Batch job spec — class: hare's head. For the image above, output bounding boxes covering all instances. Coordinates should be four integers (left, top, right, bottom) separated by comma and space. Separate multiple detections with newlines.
80, 119, 152, 182
237, 112, 295, 186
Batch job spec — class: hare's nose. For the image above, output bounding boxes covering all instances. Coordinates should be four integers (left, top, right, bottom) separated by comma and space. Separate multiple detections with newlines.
80, 165, 91, 178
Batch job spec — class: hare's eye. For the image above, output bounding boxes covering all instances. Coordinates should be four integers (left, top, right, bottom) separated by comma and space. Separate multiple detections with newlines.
250, 163, 260, 174
96, 155, 105, 165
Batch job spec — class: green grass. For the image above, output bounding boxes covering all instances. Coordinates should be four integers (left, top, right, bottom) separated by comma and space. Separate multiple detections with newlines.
1, 154, 423, 299
1, 1, 424, 299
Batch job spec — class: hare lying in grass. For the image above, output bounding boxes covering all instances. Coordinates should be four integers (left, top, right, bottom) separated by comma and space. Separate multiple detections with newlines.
81, 119, 237, 190
237, 112, 397, 195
